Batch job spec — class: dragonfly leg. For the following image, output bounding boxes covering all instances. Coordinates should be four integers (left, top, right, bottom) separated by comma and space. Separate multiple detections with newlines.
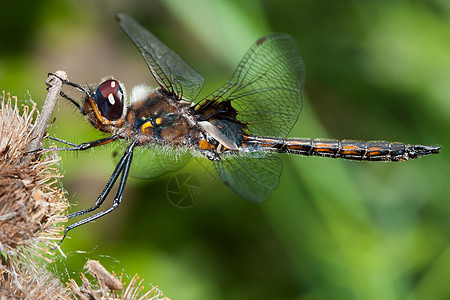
45, 135, 119, 151
47, 72, 91, 112
24, 135, 119, 157
54, 141, 135, 247
59, 90, 83, 112
205, 150, 221, 161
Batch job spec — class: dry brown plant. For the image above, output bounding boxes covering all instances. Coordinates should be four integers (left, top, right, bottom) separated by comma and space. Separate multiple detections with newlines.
0, 86, 170, 299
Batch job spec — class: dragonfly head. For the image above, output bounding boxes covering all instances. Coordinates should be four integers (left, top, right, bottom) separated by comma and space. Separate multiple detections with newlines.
84, 79, 127, 133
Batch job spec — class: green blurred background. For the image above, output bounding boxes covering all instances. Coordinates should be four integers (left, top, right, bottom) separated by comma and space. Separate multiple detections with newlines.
1, 0, 449, 299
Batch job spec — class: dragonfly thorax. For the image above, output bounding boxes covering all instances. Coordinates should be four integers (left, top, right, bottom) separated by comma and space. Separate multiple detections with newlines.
122, 87, 192, 147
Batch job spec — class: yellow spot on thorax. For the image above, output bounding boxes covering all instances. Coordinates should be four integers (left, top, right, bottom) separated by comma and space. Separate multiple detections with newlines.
141, 121, 153, 133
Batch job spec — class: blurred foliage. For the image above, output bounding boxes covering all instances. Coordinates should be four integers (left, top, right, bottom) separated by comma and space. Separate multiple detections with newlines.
1, 0, 449, 299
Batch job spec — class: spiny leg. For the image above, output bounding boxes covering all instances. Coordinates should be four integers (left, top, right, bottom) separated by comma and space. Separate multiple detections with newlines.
66, 142, 132, 219
48, 72, 90, 94
46, 135, 119, 151
25, 135, 119, 156
55, 141, 136, 247
47, 72, 91, 112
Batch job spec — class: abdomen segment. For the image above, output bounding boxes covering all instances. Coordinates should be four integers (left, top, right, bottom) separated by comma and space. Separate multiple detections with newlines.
244, 137, 441, 161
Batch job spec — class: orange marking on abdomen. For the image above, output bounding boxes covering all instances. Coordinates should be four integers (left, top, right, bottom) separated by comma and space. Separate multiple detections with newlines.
314, 142, 338, 153
341, 144, 362, 156
368, 151, 383, 156
287, 144, 306, 150
367, 144, 390, 157
367, 147, 383, 156
342, 144, 359, 150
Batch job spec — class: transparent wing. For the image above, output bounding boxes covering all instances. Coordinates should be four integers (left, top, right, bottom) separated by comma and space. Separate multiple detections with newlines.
115, 12, 204, 101
113, 142, 191, 179
213, 153, 282, 203
203, 33, 305, 138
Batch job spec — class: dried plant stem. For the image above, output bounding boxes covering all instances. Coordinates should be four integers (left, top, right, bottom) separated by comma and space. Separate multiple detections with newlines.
27, 71, 67, 154
68, 260, 170, 300
0, 90, 69, 298
1, 83, 170, 299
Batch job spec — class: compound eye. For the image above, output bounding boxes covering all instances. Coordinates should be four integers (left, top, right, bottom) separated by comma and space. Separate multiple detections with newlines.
94, 79, 124, 120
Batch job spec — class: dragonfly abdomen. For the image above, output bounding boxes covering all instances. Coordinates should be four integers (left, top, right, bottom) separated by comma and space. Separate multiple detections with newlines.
245, 137, 440, 161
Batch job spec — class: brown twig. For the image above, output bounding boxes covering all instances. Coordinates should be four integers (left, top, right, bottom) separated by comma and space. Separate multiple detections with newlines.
27, 70, 67, 154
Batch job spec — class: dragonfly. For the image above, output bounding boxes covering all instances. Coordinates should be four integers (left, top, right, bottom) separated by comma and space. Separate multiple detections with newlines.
49, 13, 440, 244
